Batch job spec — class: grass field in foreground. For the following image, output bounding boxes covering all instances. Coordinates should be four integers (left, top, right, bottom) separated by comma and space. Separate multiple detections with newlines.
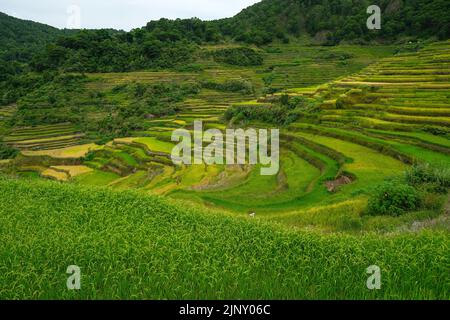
0, 177, 448, 300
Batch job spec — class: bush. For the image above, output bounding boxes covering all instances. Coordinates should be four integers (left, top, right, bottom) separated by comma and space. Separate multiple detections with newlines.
288, 96, 320, 113
394, 42, 423, 54
335, 98, 345, 109
367, 180, 421, 216
224, 104, 300, 126
421, 192, 445, 211
175, 63, 204, 72
423, 125, 450, 137
201, 79, 253, 94
212, 47, 263, 66
317, 51, 354, 61
405, 163, 450, 192
0, 142, 19, 160
224, 95, 320, 126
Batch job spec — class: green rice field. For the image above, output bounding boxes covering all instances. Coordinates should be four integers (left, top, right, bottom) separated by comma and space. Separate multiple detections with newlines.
1, 39, 449, 300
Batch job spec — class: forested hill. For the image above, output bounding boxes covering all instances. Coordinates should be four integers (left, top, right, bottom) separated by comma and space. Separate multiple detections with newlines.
2, 0, 449, 51
217, 0, 450, 45
0, 0, 449, 74
0, 12, 69, 62
146, 0, 450, 45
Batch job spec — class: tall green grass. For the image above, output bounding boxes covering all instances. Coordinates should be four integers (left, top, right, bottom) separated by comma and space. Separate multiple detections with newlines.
0, 177, 448, 300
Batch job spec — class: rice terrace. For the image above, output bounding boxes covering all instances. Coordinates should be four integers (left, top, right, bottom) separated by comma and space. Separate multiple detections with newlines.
0, 0, 449, 300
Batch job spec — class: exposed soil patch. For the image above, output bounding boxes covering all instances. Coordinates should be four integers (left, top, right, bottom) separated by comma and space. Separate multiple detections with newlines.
191, 164, 251, 191
408, 194, 450, 232
325, 174, 354, 193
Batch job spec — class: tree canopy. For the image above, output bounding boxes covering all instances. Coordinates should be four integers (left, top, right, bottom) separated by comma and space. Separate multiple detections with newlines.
0, 0, 449, 74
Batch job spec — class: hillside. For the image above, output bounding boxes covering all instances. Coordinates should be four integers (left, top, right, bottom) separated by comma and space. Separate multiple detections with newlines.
144, 0, 450, 45
0, 176, 448, 299
2, 41, 448, 224
0, 1, 449, 301
1, 0, 449, 75
219, 0, 450, 44
0, 12, 79, 85
0, 12, 66, 61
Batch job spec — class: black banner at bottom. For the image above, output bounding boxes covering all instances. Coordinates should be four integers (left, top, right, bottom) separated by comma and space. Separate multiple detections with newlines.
1, 300, 446, 318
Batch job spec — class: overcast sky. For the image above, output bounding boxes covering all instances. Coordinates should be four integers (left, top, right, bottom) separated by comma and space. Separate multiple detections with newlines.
0, 0, 261, 31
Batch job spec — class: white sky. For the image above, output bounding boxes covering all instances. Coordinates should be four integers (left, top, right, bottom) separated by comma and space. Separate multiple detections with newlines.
0, 0, 261, 31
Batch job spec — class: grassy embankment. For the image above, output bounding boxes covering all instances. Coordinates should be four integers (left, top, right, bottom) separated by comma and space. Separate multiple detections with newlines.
0, 176, 448, 300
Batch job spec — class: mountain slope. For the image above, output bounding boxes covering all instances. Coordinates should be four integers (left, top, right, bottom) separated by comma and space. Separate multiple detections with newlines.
0, 176, 448, 299
0, 12, 67, 61
219, 0, 450, 44
2, 0, 450, 55
1, 0, 449, 73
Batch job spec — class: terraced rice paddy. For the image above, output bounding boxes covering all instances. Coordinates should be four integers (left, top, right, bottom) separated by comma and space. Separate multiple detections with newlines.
262, 44, 396, 89
4, 123, 86, 151
21, 143, 102, 159
0, 36, 449, 301
2, 41, 450, 226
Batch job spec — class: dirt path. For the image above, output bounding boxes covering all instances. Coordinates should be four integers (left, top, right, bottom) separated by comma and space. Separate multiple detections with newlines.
407, 193, 450, 232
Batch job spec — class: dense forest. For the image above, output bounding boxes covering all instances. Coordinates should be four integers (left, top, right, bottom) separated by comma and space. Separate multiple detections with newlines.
218, 0, 450, 45
1, 0, 449, 108
0, 12, 62, 60
142, 0, 450, 45
1, 0, 449, 75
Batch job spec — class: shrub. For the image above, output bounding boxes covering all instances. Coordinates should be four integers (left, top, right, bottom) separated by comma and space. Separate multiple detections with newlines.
201, 79, 254, 94
367, 180, 421, 216
0, 142, 19, 160
317, 51, 354, 61
224, 104, 302, 126
335, 98, 345, 109
289, 96, 320, 113
420, 192, 445, 211
405, 163, 450, 192
111, 84, 128, 93
394, 42, 423, 54
175, 63, 204, 72
279, 94, 289, 106
212, 47, 263, 66
423, 125, 450, 137
82, 151, 97, 162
